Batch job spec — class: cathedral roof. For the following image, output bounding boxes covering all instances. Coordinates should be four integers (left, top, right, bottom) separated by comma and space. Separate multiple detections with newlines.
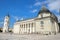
38, 6, 51, 14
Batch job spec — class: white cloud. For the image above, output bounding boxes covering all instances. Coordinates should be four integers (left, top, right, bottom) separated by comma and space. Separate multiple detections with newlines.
34, 2, 41, 6
12, 15, 20, 21
47, 0, 60, 12
31, 9, 37, 13
20, 17, 24, 20
34, 1, 47, 6
46, 0, 60, 22
14, 16, 19, 21
12, 15, 25, 21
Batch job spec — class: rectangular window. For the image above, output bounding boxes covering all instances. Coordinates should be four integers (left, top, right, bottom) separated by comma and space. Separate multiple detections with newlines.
40, 21, 44, 29
40, 21, 44, 24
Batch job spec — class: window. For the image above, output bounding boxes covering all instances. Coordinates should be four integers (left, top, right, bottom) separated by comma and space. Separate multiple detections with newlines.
40, 21, 44, 29
40, 21, 44, 24
41, 14, 43, 18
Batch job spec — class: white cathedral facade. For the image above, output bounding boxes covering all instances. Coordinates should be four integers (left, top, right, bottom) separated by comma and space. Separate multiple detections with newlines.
13, 7, 59, 35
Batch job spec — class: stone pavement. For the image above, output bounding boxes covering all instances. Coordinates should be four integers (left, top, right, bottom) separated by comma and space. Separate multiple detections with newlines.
0, 33, 60, 40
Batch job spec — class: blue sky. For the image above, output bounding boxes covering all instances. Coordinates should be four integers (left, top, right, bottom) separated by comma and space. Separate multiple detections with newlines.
0, 0, 60, 28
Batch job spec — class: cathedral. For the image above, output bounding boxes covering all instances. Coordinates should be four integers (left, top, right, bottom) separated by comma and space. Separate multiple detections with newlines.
13, 6, 59, 35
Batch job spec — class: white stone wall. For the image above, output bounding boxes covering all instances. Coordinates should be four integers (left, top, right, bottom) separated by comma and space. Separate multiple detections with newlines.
38, 13, 50, 18
35, 18, 52, 34
55, 22, 59, 33
13, 23, 20, 34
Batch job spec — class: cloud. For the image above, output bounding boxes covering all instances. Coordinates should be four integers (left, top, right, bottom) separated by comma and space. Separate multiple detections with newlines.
12, 15, 20, 21
20, 17, 24, 20
34, 2, 41, 6
29, 0, 48, 13
45, 0, 60, 22
47, 0, 60, 12
12, 15, 25, 21
34, 0, 50, 7
31, 9, 37, 13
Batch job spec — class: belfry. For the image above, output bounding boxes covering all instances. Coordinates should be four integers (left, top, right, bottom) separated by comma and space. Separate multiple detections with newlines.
3, 14, 10, 33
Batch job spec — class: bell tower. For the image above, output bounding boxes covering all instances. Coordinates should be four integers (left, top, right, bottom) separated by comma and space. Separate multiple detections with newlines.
3, 14, 10, 33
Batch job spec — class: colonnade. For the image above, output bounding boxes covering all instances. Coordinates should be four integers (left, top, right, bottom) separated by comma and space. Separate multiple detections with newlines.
19, 23, 35, 34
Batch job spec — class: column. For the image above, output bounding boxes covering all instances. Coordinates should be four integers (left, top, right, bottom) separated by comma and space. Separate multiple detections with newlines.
20, 25, 22, 34
55, 22, 59, 33
30, 23, 31, 33
24, 24, 25, 33
31, 23, 33, 33
25, 24, 27, 33
33, 23, 35, 33
26, 24, 28, 34
24, 24, 26, 33
28, 23, 30, 34
22, 24, 24, 34
19, 25, 21, 34
23, 24, 24, 34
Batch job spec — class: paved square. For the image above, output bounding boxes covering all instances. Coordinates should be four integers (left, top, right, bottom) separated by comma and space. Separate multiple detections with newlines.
0, 33, 60, 40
